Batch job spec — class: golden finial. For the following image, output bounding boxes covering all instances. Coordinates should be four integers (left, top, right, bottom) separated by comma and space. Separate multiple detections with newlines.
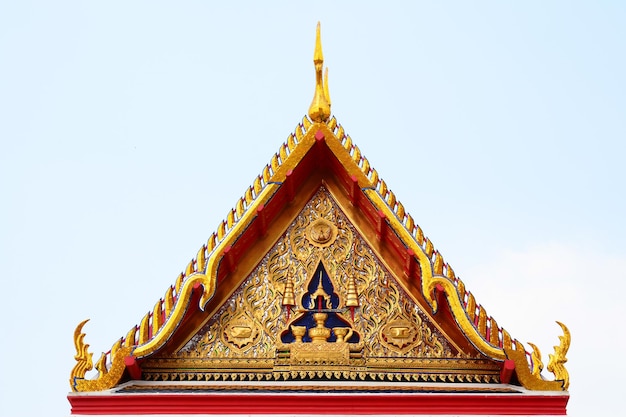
308, 22, 331, 123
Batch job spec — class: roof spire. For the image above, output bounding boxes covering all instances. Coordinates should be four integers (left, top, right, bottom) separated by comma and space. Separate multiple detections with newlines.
308, 22, 331, 123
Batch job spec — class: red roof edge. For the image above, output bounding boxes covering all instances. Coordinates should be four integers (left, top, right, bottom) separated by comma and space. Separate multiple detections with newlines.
69, 391, 568, 415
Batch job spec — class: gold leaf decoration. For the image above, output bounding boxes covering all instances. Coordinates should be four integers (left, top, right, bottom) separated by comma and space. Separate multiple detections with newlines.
74, 346, 132, 392
547, 321, 570, 390
505, 344, 564, 391
326, 116, 337, 131
527, 342, 543, 377
70, 319, 93, 389
94, 353, 108, 378
177, 188, 453, 368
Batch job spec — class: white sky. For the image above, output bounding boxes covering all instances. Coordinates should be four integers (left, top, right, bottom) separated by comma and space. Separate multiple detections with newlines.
1, 2, 625, 416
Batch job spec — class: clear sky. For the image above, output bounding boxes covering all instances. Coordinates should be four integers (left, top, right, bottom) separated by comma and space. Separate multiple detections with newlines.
1, 1, 625, 416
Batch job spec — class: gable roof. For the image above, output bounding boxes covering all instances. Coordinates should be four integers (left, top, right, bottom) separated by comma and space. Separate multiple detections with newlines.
69, 23, 570, 411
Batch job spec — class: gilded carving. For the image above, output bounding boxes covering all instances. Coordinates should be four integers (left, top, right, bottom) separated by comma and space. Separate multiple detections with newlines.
547, 321, 570, 390
70, 319, 131, 392
503, 322, 571, 392
357, 258, 448, 358
289, 190, 353, 266
505, 346, 564, 391
381, 315, 418, 351
74, 346, 132, 392
122, 382, 515, 393
306, 218, 338, 247
70, 319, 93, 388
289, 340, 351, 365
528, 342, 543, 377
223, 311, 259, 350
170, 188, 468, 381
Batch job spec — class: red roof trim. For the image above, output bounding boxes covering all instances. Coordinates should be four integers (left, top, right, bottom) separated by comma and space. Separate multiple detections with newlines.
69, 392, 568, 415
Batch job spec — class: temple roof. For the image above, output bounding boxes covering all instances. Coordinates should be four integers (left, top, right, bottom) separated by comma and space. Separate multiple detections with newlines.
69, 23, 570, 415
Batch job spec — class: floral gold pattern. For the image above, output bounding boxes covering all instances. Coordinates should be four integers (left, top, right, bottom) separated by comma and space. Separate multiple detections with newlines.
161, 189, 467, 382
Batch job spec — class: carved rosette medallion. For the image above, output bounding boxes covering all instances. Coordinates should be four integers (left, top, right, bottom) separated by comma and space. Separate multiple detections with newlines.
289, 190, 353, 266
380, 314, 419, 354
221, 311, 260, 353
306, 218, 338, 248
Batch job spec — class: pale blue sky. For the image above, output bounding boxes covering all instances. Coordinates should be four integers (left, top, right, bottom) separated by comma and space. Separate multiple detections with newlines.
1, 2, 625, 416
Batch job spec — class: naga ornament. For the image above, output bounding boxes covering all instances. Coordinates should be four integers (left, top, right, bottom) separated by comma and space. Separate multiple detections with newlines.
70, 319, 93, 390
547, 321, 570, 390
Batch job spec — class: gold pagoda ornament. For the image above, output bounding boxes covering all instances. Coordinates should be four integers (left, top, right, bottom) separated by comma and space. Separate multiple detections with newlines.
346, 272, 359, 320
282, 271, 296, 320
308, 22, 331, 123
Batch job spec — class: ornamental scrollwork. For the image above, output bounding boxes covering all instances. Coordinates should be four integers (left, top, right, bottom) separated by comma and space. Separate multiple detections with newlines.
169, 188, 463, 380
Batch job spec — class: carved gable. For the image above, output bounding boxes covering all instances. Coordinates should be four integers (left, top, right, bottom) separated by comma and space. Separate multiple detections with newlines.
68, 23, 570, 416
141, 188, 500, 383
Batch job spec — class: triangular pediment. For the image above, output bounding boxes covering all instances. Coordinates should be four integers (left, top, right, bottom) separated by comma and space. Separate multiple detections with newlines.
140, 187, 501, 383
